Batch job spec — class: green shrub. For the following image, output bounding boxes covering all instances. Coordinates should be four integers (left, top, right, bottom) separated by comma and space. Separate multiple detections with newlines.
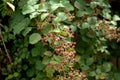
0, 0, 120, 80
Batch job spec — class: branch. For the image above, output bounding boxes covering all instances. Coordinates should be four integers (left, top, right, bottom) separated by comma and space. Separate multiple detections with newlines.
0, 23, 12, 63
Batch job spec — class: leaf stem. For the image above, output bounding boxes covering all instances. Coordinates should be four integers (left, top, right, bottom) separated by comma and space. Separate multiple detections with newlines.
0, 23, 12, 64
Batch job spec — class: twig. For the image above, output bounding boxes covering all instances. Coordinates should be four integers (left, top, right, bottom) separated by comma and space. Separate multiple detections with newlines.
0, 23, 12, 63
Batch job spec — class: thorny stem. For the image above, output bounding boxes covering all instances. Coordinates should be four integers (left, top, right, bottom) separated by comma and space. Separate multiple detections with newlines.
0, 23, 12, 64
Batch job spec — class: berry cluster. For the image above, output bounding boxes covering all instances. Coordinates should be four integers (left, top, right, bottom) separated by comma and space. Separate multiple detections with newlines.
41, 26, 87, 80
97, 20, 120, 42
54, 54, 88, 80
41, 27, 75, 55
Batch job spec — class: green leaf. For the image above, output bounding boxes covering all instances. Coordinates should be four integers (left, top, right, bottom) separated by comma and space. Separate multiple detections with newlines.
114, 72, 120, 80
87, 32, 95, 38
74, 1, 80, 9
100, 73, 106, 79
26, 68, 35, 77
41, 13, 49, 21
75, 55, 80, 62
46, 68, 55, 78
89, 71, 96, 77
87, 17, 97, 24
53, 17, 61, 23
54, 41, 59, 45
13, 18, 30, 35
102, 63, 111, 72
13, 72, 19, 77
29, 33, 41, 44
85, 8, 94, 15
76, 10, 86, 17
60, 31, 67, 36
53, 28, 60, 33
53, 55, 62, 62
35, 4, 48, 12
35, 61, 45, 71
30, 11, 40, 19
35, 72, 47, 79
50, 61, 58, 64
44, 51, 52, 57
95, 75, 100, 80
90, 2, 99, 9
42, 56, 51, 65
9, 11, 24, 29
7, 74, 14, 79
74, 0, 86, 10
31, 48, 40, 57
60, 0, 74, 11
41, 25, 52, 34
76, 46, 84, 54
27, 0, 38, 5
70, 25, 77, 32
113, 15, 120, 21
53, 12, 67, 23
110, 21, 117, 26
57, 12, 67, 21
49, 0, 60, 12
102, 9, 111, 19
22, 4, 35, 15
82, 22, 90, 29
18, 0, 28, 9
82, 65, 90, 71
22, 65, 28, 70
22, 27, 32, 36
66, 37, 72, 43
86, 57, 94, 66
96, 67, 102, 74
50, 4, 60, 12
81, 36, 89, 42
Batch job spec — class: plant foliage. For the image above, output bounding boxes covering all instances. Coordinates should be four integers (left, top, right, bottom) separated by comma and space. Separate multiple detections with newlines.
0, 0, 120, 80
